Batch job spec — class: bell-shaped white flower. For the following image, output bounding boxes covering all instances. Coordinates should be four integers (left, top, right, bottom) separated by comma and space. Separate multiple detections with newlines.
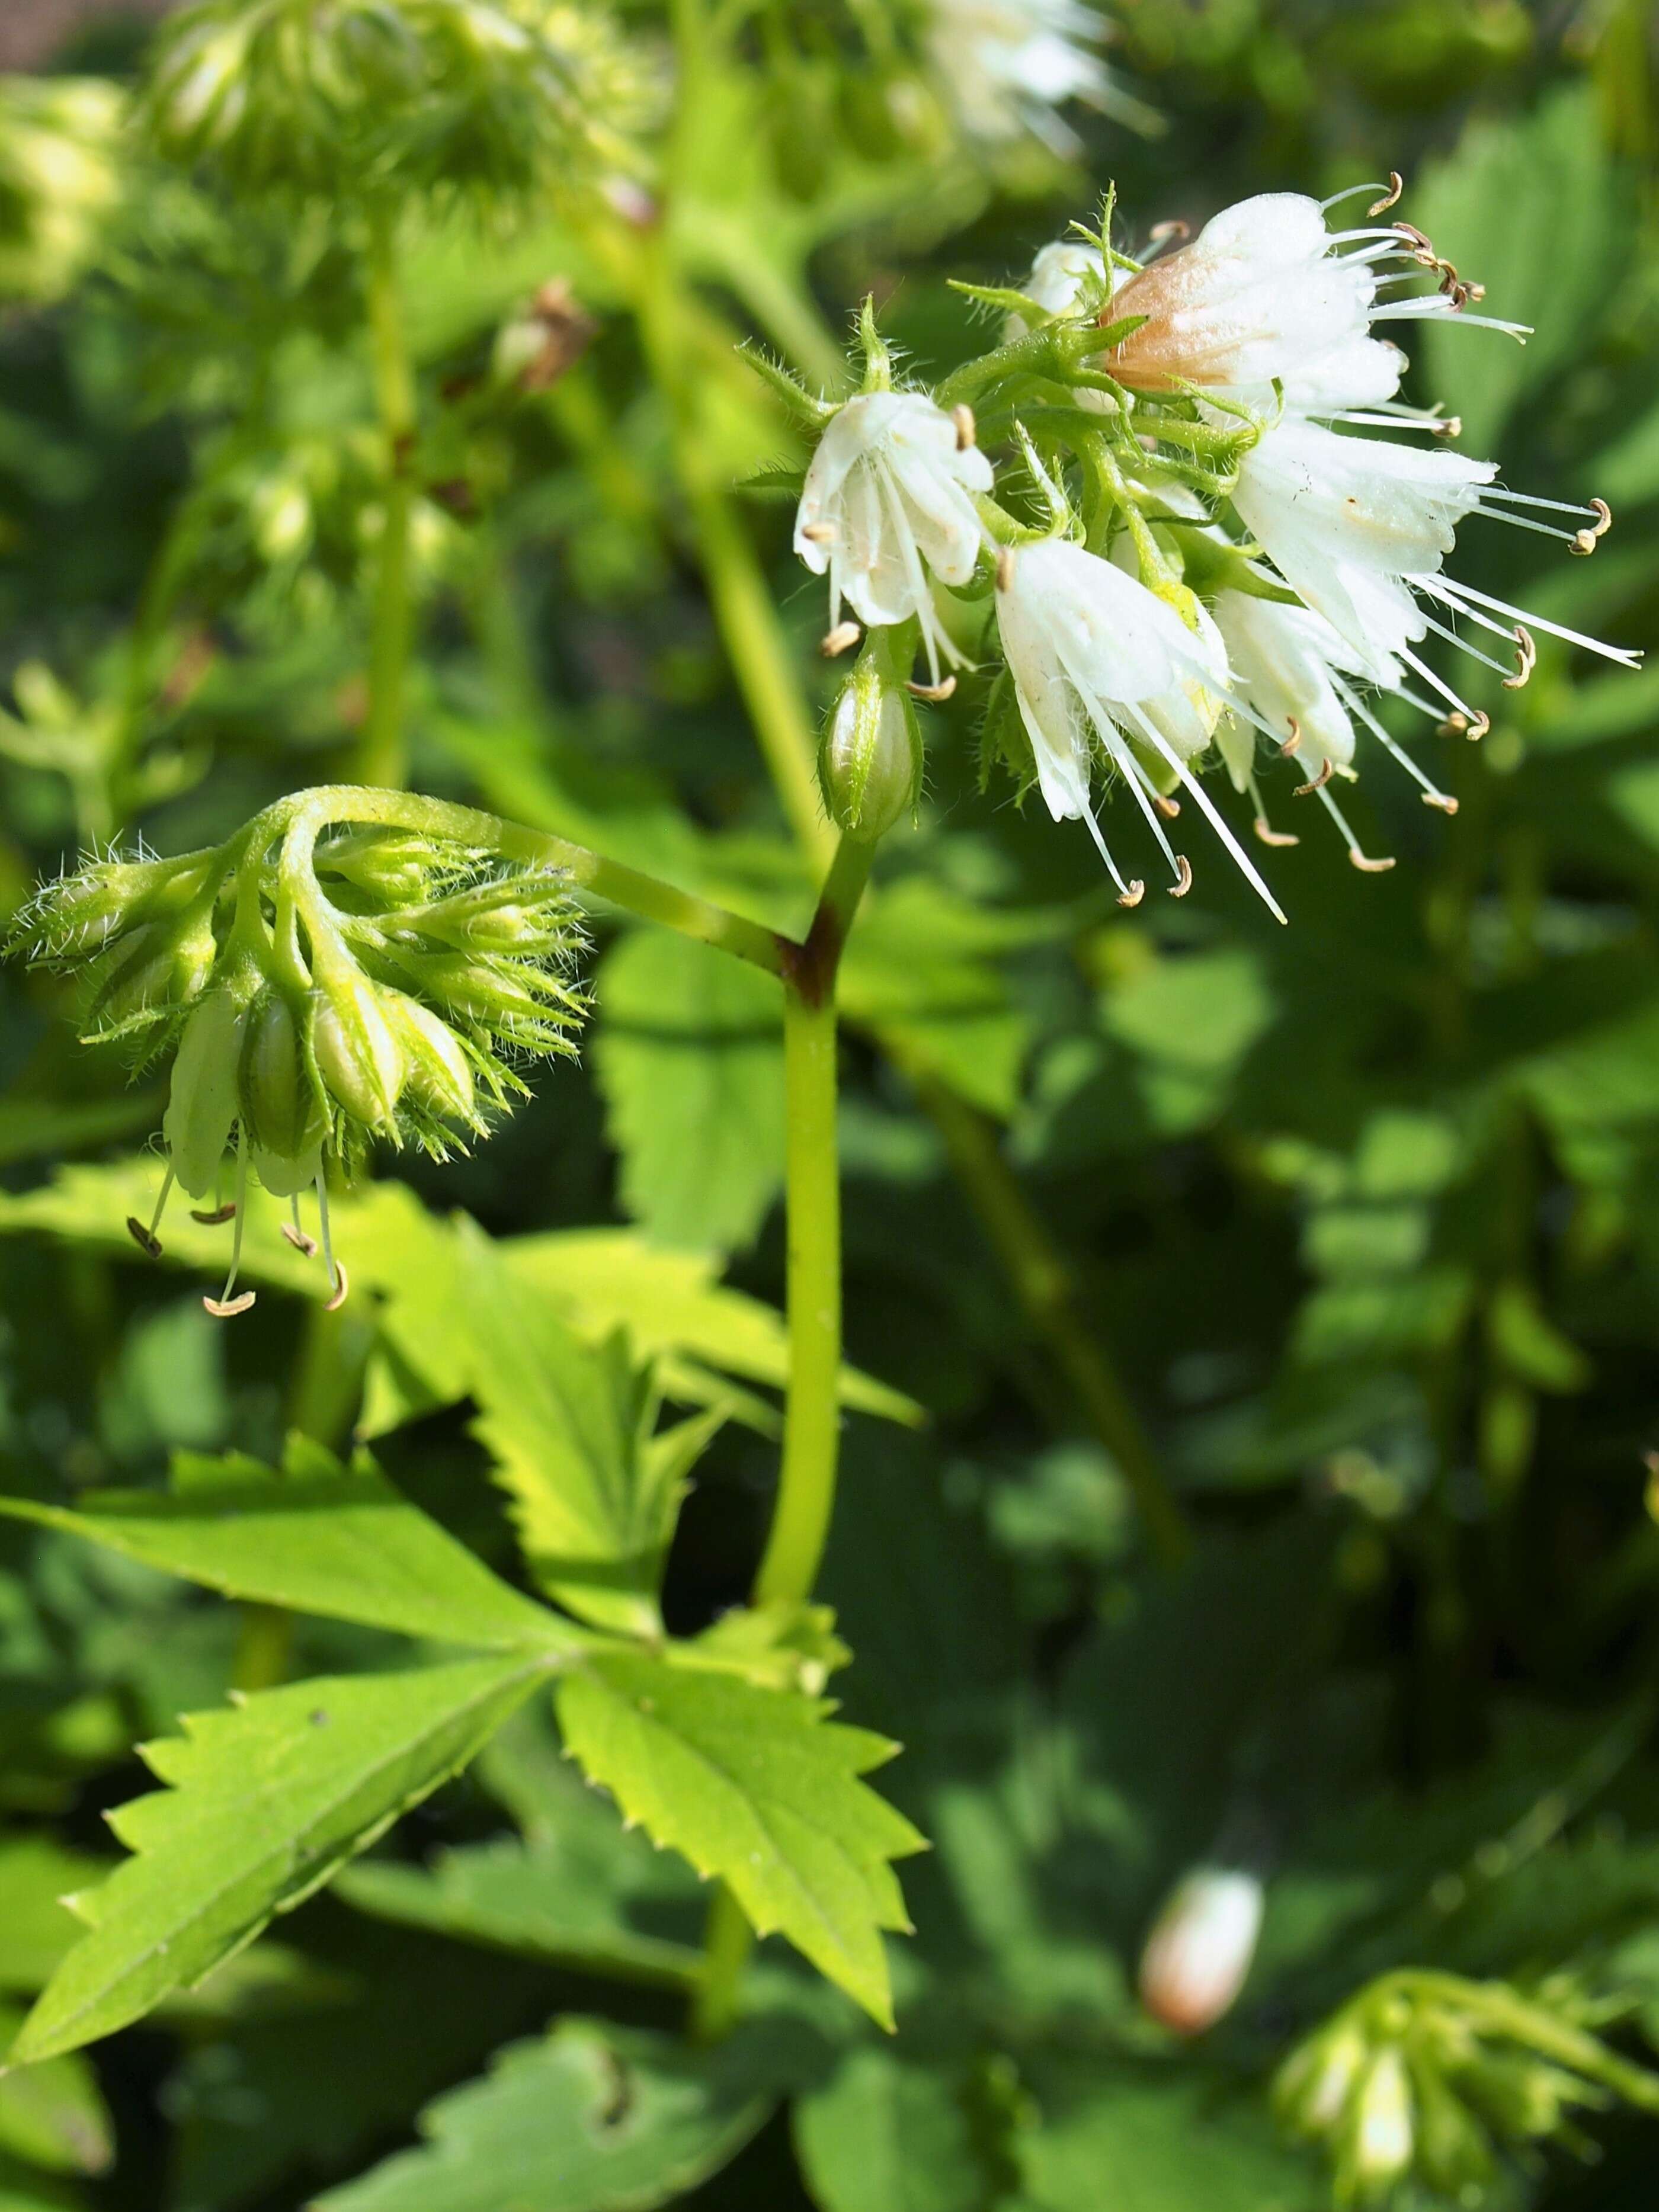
995, 537, 1284, 919
929, 0, 1127, 155
794, 391, 992, 683
1214, 586, 1462, 846
1138, 1867, 1266, 2035
1105, 189, 1527, 416
1231, 418, 1639, 736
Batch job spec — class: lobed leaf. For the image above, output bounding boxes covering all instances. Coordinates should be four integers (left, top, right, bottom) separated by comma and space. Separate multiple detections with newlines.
555, 1650, 926, 2028
10, 1656, 555, 2064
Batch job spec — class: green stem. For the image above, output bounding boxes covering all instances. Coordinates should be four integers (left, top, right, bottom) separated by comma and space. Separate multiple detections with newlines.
259, 786, 790, 976
898, 1060, 1190, 1569
359, 212, 418, 789
691, 834, 873, 2037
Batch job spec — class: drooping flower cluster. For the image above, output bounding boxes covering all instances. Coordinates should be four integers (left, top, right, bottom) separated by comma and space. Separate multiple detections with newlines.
785, 178, 1637, 915
1274, 1970, 1659, 2205
9, 797, 585, 1315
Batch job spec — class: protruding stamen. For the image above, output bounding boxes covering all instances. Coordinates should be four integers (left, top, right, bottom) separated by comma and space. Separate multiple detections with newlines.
800, 522, 835, 544
204, 1136, 254, 1319
1436, 712, 1468, 737
952, 404, 977, 451
126, 1217, 164, 1260
1466, 710, 1490, 740
908, 676, 957, 701
821, 621, 861, 657
191, 1203, 237, 1226
281, 1195, 319, 1259
1117, 880, 1145, 908
326, 1259, 350, 1314
315, 1170, 348, 1309
1253, 817, 1299, 848
1436, 416, 1462, 438
1422, 791, 1459, 814
1148, 217, 1190, 244
1316, 784, 1395, 873
1293, 759, 1334, 797
1334, 676, 1461, 815
1152, 793, 1180, 819
1168, 855, 1193, 898
1280, 718, 1302, 757
1369, 173, 1404, 216
1504, 627, 1537, 690
1127, 711, 1288, 925
995, 547, 1016, 592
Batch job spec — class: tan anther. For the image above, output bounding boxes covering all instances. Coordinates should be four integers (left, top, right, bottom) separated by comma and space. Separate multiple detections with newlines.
908, 676, 957, 701
799, 521, 835, 544
1590, 496, 1613, 537
995, 547, 1016, 592
1503, 626, 1536, 690
325, 1261, 350, 1315
952, 403, 977, 451
204, 1291, 257, 1319
1421, 792, 1459, 814
1466, 710, 1490, 740
1168, 856, 1193, 898
1152, 793, 1180, 819
821, 621, 861, 656
1436, 711, 1469, 738
1293, 759, 1335, 796
1148, 218, 1191, 244
1465, 281, 1486, 302
1348, 848, 1397, 874
126, 1216, 163, 1260
1433, 415, 1462, 439
190, 1203, 237, 1225
1116, 880, 1146, 909
1368, 173, 1405, 217
1253, 818, 1300, 848
281, 1220, 319, 1258
1280, 717, 1302, 757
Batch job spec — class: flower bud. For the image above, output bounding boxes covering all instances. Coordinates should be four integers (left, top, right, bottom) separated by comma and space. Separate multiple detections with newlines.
1349, 2049, 1414, 2194
1138, 1868, 1264, 2036
88, 903, 219, 1036
1276, 2020, 1368, 2136
412, 950, 569, 1033
315, 829, 434, 906
819, 649, 923, 842
18, 852, 213, 959
312, 970, 406, 1133
163, 987, 249, 1200
382, 993, 478, 1127
239, 990, 325, 1195
401, 874, 574, 956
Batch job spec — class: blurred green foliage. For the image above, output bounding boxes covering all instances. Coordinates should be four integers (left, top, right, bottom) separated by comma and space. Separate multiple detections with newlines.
4, 1, 1659, 2209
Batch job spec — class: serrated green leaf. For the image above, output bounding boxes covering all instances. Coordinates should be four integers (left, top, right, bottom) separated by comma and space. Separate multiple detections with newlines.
313, 2019, 791, 2212
11, 1656, 554, 2063
0, 2009, 110, 2177
592, 928, 786, 1253
0, 1436, 568, 1655
458, 1223, 696, 1637
793, 2046, 1000, 2212
555, 1650, 926, 2027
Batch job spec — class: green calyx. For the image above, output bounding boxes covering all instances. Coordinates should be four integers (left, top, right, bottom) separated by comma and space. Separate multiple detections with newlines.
818, 631, 923, 844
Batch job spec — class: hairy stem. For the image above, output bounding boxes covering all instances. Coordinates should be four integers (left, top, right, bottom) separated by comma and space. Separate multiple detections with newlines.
358, 213, 418, 789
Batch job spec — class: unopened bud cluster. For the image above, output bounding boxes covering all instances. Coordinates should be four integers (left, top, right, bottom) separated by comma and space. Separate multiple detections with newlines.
1274, 1969, 1659, 2206
9, 805, 586, 1312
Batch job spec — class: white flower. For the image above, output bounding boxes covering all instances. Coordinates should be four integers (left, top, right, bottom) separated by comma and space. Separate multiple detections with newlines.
1105, 189, 1527, 415
1231, 418, 1638, 734
995, 537, 1284, 919
1020, 237, 1106, 319
794, 391, 992, 682
929, 0, 1124, 155
1138, 1868, 1266, 2035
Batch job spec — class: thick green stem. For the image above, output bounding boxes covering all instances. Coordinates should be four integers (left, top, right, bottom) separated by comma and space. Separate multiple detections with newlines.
900, 1062, 1190, 1569
358, 215, 418, 788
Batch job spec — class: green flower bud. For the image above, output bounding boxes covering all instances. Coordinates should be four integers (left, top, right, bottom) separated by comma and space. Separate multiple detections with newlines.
399, 871, 575, 955
383, 992, 478, 1127
163, 987, 251, 1200
412, 950, 573, 1035
819, 646, 922, 842
1346, 2049, 1413, 2197
1408, 2062, 1493, 2198
312, 969, 406, 1133
315, 828, 435, 906
88, 902, 221, 1038
240, 990, 326, 1195
15, 851, 214, 960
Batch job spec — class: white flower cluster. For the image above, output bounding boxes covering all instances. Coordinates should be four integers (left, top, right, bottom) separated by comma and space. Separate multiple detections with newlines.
790, 181, 1636, 917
